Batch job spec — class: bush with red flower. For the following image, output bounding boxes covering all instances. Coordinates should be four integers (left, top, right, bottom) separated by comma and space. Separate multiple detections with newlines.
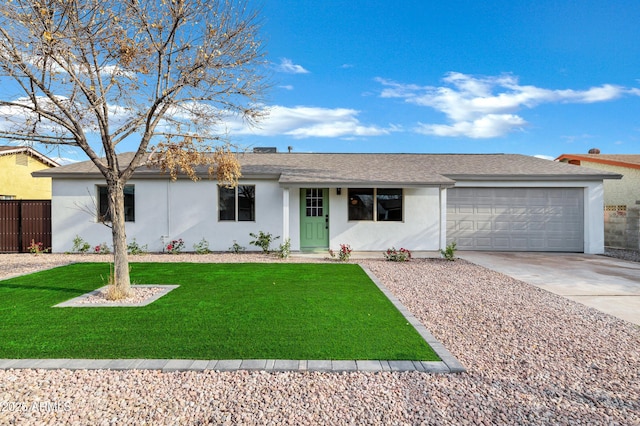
329, 243, 352, 262
166, 238, 185, 254
384, 247, 412, 262
94, 242, 111, 254
27, 239, 49, 256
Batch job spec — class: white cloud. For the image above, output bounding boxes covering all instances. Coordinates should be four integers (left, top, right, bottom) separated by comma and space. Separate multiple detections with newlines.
279, 85, 294, 91
274, 58, 310, 74
533, 155, 555, 161
378, 73, 640, 139
226, 105, 393, 139
50, 156, 79, 165
415, 114, 526, 139
561, 134, 595, 143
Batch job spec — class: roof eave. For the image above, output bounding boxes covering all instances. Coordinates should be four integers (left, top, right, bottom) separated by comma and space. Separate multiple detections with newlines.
556, 154, 640, 170
1, 147, 60, 168
278, 180, 454, 188
446, 174, 623, 181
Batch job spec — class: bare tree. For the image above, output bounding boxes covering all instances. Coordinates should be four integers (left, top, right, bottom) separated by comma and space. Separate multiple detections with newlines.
0, 0, 268, 298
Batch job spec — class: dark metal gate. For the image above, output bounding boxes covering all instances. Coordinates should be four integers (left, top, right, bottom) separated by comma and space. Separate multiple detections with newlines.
0, 200, 52, 253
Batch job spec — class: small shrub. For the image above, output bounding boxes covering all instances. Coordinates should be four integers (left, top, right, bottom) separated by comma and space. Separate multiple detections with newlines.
27, 239, 49, 256
229, 240, 246, 254
329, 244, 352, 262
194, 238, 212, 254
384, 247, 412, 262
94, 242, 111, 254
127, 238, 148, 255
276, 238, 291, 259
440, 241, 457, 261
249, 231, 280, 254
102, 263, 133, 300
72, 235, 91, 254
166, 238, 184, 254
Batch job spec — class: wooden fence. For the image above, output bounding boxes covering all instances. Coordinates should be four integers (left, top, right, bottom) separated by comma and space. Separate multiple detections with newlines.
0, 200, 52, 253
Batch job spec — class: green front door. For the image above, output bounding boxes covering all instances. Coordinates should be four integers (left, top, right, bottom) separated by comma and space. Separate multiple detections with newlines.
300, 188, 329, 251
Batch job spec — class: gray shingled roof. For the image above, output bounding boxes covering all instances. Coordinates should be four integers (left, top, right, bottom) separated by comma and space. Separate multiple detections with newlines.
33, 152, 621, 185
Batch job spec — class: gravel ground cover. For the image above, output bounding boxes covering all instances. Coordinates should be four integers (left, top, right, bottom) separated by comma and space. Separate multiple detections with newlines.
604, 247, 640, 263
1, 253, 639, 425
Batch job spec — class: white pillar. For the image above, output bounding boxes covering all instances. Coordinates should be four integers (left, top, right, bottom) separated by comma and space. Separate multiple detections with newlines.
439, 187, 447, 250
282, 187, 290, 241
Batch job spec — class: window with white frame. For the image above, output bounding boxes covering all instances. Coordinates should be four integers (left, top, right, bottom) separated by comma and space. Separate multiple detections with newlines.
348, 188, 402, 221
219, 185, 255, 221
97, 185, 135, 222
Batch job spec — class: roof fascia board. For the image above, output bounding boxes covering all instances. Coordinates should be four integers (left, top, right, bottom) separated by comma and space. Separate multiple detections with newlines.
32, 170, 282, 180
556, 154, 640, 170
278, 182, 454, 188
446, 174, 622, 181
0, 146, 60, 167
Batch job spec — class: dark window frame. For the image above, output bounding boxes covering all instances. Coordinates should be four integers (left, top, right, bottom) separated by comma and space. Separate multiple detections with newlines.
218, 185, 256, 222
97, 185, 135, 222
348, 188, 403, 222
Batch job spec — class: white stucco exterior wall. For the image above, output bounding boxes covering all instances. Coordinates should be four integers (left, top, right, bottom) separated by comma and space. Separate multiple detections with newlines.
51, 178, 284, 253
451, 180, 606, 254
320, 187, 442, 251
50, 177, 606, 254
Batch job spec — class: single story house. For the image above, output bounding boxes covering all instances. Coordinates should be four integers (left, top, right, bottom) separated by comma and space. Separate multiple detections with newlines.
556, 152, 640, 250
556, 152, 640, 210
0, 146, 59, 200
34, 152, 621, 254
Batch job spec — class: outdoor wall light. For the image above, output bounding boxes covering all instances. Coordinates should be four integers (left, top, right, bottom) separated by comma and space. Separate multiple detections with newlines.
336, 188, 342, 195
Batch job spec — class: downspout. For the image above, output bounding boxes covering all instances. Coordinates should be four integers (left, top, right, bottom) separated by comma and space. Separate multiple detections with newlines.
161, 180, 171, 251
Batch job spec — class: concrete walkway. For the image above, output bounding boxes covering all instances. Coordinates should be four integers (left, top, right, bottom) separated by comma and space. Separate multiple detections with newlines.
459, 252, 640, 326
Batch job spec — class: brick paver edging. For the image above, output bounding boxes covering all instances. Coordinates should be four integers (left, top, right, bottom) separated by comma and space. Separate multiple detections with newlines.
0, 264, 465, 374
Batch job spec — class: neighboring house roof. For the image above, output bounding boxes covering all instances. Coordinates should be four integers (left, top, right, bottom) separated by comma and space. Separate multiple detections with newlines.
0, 146, 60, 168
33, 152, 621, 185
556, 154, 640, 170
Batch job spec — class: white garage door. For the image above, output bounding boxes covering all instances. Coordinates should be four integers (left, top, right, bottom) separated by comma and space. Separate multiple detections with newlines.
447, 187, 584, 252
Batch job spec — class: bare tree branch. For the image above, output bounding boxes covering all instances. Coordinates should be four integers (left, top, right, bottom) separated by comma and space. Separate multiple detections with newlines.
0, 0, 268, 297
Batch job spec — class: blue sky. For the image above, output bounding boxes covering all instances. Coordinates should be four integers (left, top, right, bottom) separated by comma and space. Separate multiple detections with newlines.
240, 0, 640, 159
2, 0, 639, 163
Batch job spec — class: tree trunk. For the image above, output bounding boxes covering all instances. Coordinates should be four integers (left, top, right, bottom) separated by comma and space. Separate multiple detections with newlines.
107, 180, 132, 299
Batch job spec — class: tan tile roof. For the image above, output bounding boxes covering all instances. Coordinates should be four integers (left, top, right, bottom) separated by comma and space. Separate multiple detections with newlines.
556, 154, 640, 170
34, 152, 621, 184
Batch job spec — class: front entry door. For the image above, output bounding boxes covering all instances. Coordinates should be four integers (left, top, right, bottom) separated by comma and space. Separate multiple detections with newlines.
300, 188, 329, 251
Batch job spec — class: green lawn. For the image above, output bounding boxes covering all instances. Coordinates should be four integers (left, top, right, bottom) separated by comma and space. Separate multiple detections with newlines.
0, 263, 439, 361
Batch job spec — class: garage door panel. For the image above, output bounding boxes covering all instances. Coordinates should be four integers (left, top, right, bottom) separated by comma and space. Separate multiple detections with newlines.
459, 220, 474, 230
457, 237, 475, 247
475, 238, 493, 249
476, 220, 492, 231
528, 238, 546, 250
511, 221, 527, 231
494, 221, 510, 231
528, 221, 546, 231
447, 187, 584, 252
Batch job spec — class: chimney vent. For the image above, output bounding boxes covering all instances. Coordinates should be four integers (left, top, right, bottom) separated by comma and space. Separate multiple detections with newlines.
588, 148, 600, 154
253, 147, 277, 153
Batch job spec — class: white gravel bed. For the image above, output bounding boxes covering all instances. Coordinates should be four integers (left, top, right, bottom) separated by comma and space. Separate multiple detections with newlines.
77, 286, 167, 305
1, 253, 639, 425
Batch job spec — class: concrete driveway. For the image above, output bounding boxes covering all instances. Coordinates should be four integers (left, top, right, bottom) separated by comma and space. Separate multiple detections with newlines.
458, 252, 640, 326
